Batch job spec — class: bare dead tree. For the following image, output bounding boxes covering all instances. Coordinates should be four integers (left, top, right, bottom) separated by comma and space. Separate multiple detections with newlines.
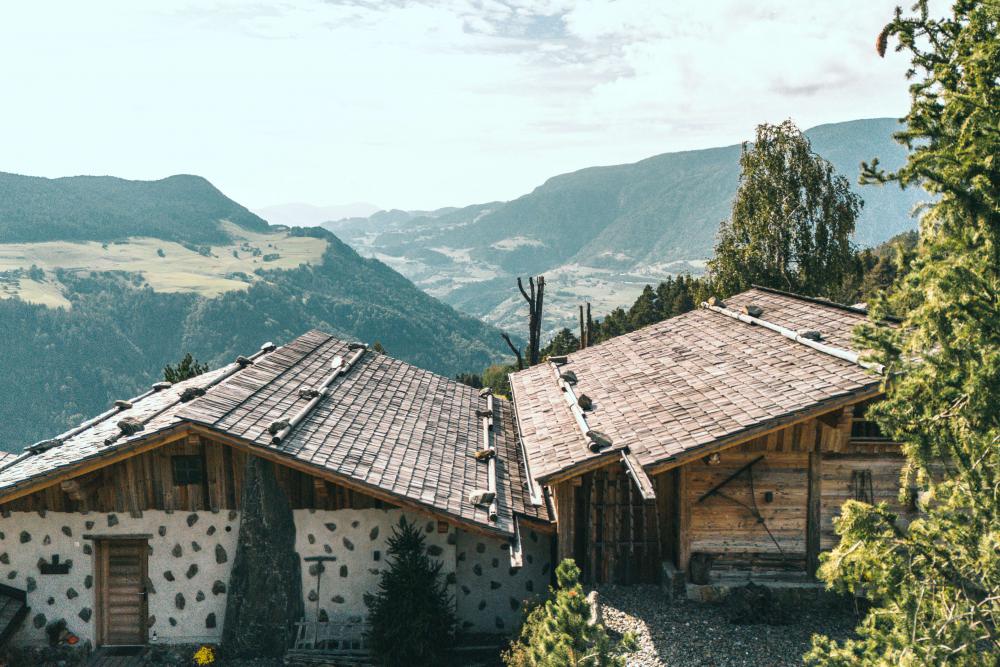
579, 301, 593, 349
517, 276, 545, 365
500, 332, 524, 371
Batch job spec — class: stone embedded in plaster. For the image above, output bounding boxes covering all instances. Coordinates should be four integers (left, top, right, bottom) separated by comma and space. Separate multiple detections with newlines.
473, 564, 482, 576
32, 613, 45, 629
207, 526, 216, 536
307, 534, 315, 545
107, 514, 118, 527
342, 537, 354, 551
67, 587, 79, 599
490, 581, 500, 590
19, 531, 30, 544
26, 577, 36, 593
323, 545, 332, 554
475, 542, 485, 554
196, 590, 205, 602
206, 613, 217, 629
0, 553, 7, 564
215, 544, 228, 564
331, 595, 344, 604
187, 514, 198, 527
185, 564, 198, 579
147, 581, 156, 595
369, 526, 379, 541
43, 535, 51, 546
447, 532, 457, 545
47, 598, 54, 606
191, 541, 201, 552
491, 558, 499, 568
427, 545, 443, 557
83, 544, 92, 556
351, 521, 359, 529
509, 598, 520, 610
367, 568, 379, 576
85, 521, 94, 530
175, 593, 186, 610
228, 510, 238, 522
6, 571, 16, 580
164, 571, 175, 582
477, 600, 486, 611
339, 565, 347, 578
212, 580, 226, 595
457, 552, 466, 562
158, 526, 167, 537
79, 608, 91, 623
307, 590, 318, 602
61, 526, 72, 537
171, 544, 183, 558
169, 617, 177, 627
324, 523, 336, 532
148, 615, 155, 628
425, 521, 434, 533
308, 563, 324, 577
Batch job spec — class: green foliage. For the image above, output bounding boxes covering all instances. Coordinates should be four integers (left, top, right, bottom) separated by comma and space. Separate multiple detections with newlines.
0, 172, 268, 243
540, 328, 580, 358
503, 560, 635, 667
163, 353, 209, 383
808, 2, 1000, 664
364, 517, 455, 667
454, 372, 483, 389
709, 119, 862, 299
481, 363, 517, 396
589, 274, 710, 344
0, 229, 510, 452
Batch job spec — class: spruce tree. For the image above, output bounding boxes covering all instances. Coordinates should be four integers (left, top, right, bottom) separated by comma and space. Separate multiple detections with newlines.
504, 560, 635, 667
808, 2, 999, 664
364, 517, 455, 667
163, 352, 209, 383
709, 119, 862, 298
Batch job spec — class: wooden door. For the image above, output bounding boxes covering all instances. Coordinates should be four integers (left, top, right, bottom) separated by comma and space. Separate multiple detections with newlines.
96, 539, 148, 646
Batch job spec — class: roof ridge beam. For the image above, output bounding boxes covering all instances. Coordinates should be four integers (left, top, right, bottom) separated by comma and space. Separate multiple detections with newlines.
702, 301, 885, 374
270, 344, 368, 445
549, 362, 614, 453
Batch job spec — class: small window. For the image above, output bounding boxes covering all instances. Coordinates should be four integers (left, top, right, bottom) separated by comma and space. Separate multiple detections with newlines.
851, 400, 888, 440
172, 455, 203, 485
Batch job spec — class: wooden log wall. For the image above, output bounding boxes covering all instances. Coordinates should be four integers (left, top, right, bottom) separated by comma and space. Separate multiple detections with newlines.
0, 435, 389, 515
819, 454, 907, 550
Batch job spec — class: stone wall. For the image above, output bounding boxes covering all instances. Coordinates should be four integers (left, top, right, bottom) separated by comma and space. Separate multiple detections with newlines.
0, 508, 552, 646
455, 527, 551, 633
0, 510, 239, 646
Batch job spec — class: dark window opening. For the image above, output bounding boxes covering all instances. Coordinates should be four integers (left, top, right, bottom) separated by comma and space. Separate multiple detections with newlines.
172, 455, 203, 485
851, 469, 874, 504
851, 401, 888, 440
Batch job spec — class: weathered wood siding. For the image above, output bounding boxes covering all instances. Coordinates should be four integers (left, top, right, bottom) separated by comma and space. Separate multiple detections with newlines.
820, 455, 907, 550
0, 435, 389, 514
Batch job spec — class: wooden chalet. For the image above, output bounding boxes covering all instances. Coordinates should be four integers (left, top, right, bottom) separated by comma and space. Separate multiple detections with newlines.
0, 332, 552, 648
508, 287, 909, 587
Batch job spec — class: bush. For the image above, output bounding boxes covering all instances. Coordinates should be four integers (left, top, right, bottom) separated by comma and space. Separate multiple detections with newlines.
364, 517, 455, 666
503, 559, 636, 667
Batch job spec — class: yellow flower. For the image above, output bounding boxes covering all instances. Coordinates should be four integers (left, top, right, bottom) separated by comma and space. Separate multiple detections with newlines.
193, 645, 215, 666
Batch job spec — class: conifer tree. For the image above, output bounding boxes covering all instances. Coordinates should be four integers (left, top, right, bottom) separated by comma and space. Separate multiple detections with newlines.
364, 517, 455, 667
808, 2, 999, 664
709, 119, 862, 298
504, 560, 635, 667
163, 352, 209, 383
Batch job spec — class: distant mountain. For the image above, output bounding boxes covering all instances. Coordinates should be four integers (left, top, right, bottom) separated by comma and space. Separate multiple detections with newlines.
0, 173, 269, 243
254, 201, 381, 228
0, 178, 511, 451
328, 118, 926, 332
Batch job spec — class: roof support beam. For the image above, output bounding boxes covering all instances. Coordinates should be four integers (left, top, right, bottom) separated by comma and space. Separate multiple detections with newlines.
620, 448, 656, 501
509, 517, 524, 569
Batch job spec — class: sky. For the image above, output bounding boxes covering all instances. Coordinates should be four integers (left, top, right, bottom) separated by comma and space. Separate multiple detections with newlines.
0, 1, 926, 212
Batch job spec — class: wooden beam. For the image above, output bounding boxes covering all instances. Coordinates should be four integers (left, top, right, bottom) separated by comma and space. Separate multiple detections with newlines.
536, 449, 624, 486
806, 422, 823, 578
646, 387, 882, 477
676, 465, 691, 574
621, 449, 656, 501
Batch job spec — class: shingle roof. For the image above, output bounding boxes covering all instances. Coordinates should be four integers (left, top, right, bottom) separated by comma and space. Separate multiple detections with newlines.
509, 287, 881, 482
0, 330, 546, 535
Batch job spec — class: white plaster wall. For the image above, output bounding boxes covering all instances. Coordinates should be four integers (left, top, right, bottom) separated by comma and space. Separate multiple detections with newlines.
455, 527, 552, 633
0, 510, 240, 646
293, 509, 457, 623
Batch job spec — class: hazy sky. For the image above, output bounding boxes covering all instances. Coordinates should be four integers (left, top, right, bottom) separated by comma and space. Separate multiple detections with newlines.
1, 1, 924, 211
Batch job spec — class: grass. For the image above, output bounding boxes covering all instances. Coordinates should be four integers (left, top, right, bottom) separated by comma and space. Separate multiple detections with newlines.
0, 221, 327, 307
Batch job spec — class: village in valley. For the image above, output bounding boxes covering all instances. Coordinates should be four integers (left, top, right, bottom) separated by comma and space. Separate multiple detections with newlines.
0, 2, 996, 666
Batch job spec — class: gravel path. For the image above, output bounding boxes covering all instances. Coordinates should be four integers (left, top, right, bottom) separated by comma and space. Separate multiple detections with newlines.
596, 585, 859, 667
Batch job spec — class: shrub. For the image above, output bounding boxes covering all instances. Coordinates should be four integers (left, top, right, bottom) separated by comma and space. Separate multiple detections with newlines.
364, 517, 455, 666
503, 559, 636, 667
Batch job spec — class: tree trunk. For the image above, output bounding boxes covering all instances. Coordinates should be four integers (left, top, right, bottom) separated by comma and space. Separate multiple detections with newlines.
222, 456, 304, 657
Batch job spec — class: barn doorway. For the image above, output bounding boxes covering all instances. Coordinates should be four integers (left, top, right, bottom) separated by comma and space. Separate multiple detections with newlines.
94, 537, 149, 646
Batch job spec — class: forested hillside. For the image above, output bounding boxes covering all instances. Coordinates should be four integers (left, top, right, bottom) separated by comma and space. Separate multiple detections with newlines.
330, 118, 926, 332
0, 229, 510, 451
0, 172, 269, 243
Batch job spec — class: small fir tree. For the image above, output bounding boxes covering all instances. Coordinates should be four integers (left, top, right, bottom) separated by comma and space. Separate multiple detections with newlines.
364, 517, 455, 667
163, 352, 209, 383
504, 559, 635, 667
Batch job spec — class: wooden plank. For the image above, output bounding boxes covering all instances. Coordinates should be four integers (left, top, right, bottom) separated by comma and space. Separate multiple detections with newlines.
677, 465, 691, 574
806, 422, 823, 577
